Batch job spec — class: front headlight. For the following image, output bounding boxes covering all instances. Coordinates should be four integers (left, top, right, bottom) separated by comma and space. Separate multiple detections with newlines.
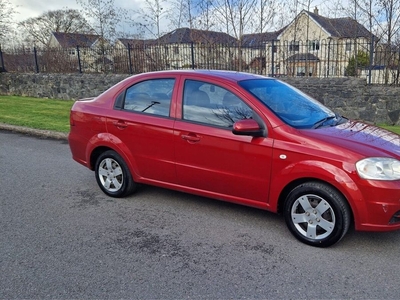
356, 157, 400, 180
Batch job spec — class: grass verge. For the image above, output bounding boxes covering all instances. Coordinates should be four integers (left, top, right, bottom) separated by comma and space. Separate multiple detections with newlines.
0, 96, 74, 133
1, 95, 400, 135
379, 125, 400, 135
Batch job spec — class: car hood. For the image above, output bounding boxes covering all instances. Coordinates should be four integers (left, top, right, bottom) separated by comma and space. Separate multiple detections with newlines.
301, 120, 400, 158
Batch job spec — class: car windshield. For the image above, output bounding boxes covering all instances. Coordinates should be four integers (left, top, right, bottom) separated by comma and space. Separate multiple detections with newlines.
239, 79, 342, 129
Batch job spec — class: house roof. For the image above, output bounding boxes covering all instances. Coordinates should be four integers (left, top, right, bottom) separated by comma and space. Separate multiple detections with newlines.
241, 28, 286, 47
306, 10, 372, 38
52, 32, 101, 48
277, 10, 372, 40
117, 38, 155, 48
287, 53, 320, 62
157, 28, 237, 45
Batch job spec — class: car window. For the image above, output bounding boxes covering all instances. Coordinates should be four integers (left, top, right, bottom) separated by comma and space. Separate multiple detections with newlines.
182, 80, 253, 128
123, 79, 175, 117
239, 79, 335, 129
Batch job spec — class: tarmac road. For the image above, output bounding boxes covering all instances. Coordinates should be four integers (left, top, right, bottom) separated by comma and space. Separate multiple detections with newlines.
1, 129, 400, 299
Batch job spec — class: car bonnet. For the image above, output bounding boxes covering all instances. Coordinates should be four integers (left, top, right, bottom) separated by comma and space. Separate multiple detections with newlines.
300, 120, 400, 158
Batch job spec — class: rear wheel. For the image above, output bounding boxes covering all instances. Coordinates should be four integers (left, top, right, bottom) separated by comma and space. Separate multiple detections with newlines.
95, 150, 136, 198
284, 182, 351, 247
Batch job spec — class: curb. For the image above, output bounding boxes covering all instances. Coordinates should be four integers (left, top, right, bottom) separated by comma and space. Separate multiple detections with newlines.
0, 123, 68, 140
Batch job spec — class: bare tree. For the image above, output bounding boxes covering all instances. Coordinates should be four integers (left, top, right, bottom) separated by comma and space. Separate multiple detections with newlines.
134, 0, 169, 39
252, 0, 279, 33
0, 0, 17, 43
375, 0, 400, 83
212, 0, 257, 39
19, 9, 93, 48
167, 0, 196, 29
195, 0, 216, 30
76, 0, 125, 41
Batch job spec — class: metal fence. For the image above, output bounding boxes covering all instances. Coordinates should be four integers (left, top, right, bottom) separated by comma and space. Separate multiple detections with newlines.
1, 39, 399, 85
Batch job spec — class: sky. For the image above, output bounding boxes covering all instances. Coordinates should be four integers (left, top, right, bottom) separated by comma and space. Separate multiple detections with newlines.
11, 0, 141, 21
11, 0, 331, 23
8, 0, 337, 40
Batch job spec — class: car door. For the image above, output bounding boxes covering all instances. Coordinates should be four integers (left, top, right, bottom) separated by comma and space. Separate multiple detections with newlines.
106, 77, 177, 183
173, 78, 274, 204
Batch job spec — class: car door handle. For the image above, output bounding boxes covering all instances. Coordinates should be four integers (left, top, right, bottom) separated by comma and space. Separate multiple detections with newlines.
181, 134, 201, 143
113, 120, 128, 129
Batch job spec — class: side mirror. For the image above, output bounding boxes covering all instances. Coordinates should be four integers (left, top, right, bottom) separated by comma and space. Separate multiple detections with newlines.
232, 119, 265, 137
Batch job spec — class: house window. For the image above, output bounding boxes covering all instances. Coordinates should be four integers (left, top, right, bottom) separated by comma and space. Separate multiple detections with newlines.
297, 66, 313, 77
68, 49, 76, 56
297, 66, 306, 76
346, 41, 352, 51
164, 46, 169, 55
308, 40, 320, 51
289, 41, 299, 52
173, 46, 179, 54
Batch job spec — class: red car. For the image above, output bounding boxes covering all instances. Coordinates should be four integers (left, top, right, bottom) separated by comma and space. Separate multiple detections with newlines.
68, 70, 400, 247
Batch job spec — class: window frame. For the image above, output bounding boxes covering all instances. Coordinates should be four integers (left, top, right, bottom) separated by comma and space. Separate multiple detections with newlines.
182, 79, 254, 129
119, 78, 175, 118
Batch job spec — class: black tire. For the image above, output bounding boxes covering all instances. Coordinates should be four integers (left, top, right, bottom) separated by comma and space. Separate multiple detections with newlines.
283, 181, 351, 247
95, 150, 136, 198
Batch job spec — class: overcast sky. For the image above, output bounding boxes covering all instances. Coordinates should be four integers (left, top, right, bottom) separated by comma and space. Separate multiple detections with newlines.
12, 0, 332, 22
9, 0, 338, 39
13, 0, 80, 20
11, 0, 142, 21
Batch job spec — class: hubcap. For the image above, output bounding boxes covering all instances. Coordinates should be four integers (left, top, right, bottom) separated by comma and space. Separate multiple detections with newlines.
98, 158, 123, 192
291, 195, 335, 240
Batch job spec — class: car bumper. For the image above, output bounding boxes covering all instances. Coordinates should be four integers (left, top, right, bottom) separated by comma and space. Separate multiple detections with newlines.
355, 180, 400, 231
68, 131, 90, 168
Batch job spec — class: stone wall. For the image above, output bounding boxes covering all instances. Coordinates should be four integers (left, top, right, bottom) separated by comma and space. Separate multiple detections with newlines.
1, 72, 400, 125
0, 73, 130, 101
282, 77, 400, 125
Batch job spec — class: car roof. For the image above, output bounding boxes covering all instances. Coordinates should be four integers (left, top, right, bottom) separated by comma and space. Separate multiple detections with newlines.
140, 69, 268, 82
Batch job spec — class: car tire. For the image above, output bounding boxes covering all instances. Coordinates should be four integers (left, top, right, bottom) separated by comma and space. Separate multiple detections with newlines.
95, 150, 136, 198
284, 181, 351, 247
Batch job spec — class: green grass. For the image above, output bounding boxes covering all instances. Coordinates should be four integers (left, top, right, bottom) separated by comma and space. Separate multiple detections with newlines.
1, 95, 400, 135
0, 96, 74, 133
379, 125, 400, 135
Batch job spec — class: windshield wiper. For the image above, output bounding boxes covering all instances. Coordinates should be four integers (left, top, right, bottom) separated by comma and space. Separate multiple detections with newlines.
312, 114, 337, 129
142, 101, 160, 112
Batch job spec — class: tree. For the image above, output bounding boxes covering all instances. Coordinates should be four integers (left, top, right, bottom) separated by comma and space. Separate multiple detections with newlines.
167, 0, 195, 29
195, 0, 216, 31
252, 0, 279, 33
0, 0, 17, 43
76, 0, 125, 41
134, 0, 169, 39
212, 0, 257, 39
19, 9, 93, 47
346, 50, 370, 76
375, 0, 400, 83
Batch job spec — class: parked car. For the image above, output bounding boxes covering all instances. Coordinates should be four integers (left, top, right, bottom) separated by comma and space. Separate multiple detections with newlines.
68, 70, 400, 247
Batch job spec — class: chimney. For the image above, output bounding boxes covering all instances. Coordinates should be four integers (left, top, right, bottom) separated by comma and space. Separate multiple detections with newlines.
314, 6, 319, 15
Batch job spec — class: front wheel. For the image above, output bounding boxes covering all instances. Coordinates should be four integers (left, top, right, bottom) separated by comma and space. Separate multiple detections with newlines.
95, 150, 136, 198
284, 182, 351, 247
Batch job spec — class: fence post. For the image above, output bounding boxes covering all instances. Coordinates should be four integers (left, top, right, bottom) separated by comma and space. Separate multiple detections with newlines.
191, 42, 195, 69
0, 45, 5, 72
77, 45, 82, 73
271, 40, 275, 77
128, 43, 133, 74
368, 36, 374, 85
33, 47, 39, 73
327, 38, 331, 77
